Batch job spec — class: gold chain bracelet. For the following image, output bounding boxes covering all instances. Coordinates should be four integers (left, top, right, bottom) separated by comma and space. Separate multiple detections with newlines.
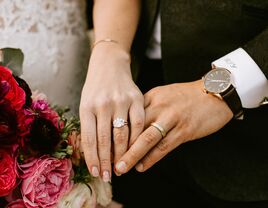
91, 38, 119, 50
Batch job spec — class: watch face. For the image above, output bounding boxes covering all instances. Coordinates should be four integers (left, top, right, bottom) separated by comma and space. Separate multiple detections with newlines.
203, 68, 232, 94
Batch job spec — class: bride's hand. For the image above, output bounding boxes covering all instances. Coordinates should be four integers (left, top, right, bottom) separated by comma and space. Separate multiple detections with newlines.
80, 44, 144, 182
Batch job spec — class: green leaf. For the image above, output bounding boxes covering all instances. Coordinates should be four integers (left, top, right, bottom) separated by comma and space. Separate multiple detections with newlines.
0, 48, 24, 76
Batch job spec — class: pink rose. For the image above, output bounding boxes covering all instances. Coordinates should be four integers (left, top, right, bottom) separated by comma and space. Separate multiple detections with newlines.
20, 156, 73, 208
0, 149, 18, 197
6, 199, 26, 208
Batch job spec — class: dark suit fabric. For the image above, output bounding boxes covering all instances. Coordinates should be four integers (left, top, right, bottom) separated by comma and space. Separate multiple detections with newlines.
87, 0, 268, 206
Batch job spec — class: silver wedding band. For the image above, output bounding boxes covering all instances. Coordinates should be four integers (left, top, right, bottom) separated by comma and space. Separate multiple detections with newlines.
150, 122, 167, 138
113, 117, 128, 128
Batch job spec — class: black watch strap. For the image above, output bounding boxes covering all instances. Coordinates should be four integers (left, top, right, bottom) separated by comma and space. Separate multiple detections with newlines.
221, 85, 244, 119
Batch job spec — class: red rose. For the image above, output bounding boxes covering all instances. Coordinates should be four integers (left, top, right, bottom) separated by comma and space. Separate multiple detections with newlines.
0, 66, 25, 111
0, 149, 18, 197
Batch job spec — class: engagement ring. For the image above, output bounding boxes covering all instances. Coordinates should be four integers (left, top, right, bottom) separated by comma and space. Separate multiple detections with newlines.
113, 118, 128, 128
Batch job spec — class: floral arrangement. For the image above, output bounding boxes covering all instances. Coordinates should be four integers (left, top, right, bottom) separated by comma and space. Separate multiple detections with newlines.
0, 48, 112, 208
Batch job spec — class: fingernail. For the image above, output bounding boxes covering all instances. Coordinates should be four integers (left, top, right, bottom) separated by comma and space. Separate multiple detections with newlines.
116, 161, 127, 173
102, 171, 111, 182
135, 163, 143, 172
91, 166, 99, 177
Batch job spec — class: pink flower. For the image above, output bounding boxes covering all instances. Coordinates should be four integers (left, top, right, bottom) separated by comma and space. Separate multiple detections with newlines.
31, 91, 47, 102
20, 156, 73, 208
6, 199, 26, 208
31, 100, 62, 129
0, 148, 18, 197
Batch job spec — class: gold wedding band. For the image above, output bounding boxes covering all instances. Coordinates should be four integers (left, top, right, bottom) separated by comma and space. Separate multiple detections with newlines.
150, 122, 167, 138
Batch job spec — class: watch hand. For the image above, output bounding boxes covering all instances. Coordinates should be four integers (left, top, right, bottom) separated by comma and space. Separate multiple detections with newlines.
209, 80, 229, 83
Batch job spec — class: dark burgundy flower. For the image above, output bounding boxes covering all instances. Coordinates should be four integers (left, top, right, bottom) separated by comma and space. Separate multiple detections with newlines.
27, 117, 62, 154
0, 101, 18, 145
14, 76, 32, 107
0, 197, 7, 207
0, 81, 10, 101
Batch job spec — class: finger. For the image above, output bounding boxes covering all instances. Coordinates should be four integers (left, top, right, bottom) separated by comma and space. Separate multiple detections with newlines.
80, 112, 100, 177
115, 124, 166, 174
113, 113, 129, 165
135, 128, 182, 172
144, 91, 151, 108
143, 106, 156, 129
129, 101, 145, 147
97, 111, 112, 182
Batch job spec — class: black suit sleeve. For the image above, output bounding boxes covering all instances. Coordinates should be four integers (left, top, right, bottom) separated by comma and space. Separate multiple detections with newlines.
243, 27, 268, 79
86, 0, 93, 29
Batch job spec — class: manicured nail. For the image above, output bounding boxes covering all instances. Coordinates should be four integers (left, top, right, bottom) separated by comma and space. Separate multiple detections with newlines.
91, 166, 99, 177
116, 161, 127, 173
135, 163, 144, 172
102, 171, 111, 182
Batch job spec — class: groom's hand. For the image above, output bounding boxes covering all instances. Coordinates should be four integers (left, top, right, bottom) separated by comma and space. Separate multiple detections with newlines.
115, 80, 233, 174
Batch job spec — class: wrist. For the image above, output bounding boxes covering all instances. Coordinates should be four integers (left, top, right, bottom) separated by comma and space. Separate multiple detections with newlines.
90, 40, 131, 64
202, 67, 244, 119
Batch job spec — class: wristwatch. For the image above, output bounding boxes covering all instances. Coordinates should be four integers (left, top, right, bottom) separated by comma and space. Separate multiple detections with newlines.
202, 67, 244, 119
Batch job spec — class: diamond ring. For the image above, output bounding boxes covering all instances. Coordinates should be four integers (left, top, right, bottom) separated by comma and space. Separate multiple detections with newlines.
150, 122, 167, 138
113, 118, 128, 128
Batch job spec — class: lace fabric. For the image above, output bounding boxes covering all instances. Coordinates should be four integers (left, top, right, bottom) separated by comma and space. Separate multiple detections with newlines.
0, 0, 87, 36
0, 0, 90, 114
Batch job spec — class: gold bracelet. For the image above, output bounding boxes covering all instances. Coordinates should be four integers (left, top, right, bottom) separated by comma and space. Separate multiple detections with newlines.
91, 38, 119, 50
91, 38, 131, 62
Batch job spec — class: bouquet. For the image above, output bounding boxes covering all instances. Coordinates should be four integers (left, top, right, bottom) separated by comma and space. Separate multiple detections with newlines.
0, 48, 113, 208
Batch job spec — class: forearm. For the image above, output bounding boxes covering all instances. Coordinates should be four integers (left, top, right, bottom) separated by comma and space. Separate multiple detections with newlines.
93, 0, 141, 52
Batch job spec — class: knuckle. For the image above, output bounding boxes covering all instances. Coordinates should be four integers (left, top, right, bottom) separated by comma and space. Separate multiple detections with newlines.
113, 95, 128, 106
181, 127, 194, 143
143, 154, 153, 166
98, 132, 110, 147
79, 102, 93, 113
143, 131, 157, 145
100, 158, 110, 167
81, 138, 95, 148
81, 133, 95, 147
130, 91, 143, 101
114, 131, 127, 144
156, 140, 169, 152
127, 150, 138, 162
132, 118, 144, 129
95, 97, 111, 109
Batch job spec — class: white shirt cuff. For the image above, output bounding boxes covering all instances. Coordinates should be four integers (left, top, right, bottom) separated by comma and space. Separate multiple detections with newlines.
212, 48, 268, 108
